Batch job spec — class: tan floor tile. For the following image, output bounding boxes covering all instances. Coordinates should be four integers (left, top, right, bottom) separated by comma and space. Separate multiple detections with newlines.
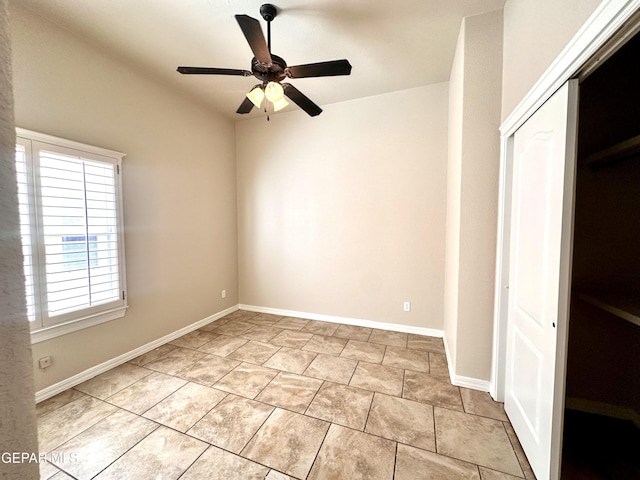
403, 371, 463, 411
142, 347, 206, 375
214, 321, 256, 335
503, 422, 535, 480
245, 312, 283, 325
143, 382, 227, 432
332, 324, 372, 342
221, 310, 259, 322
306, 382, 373, 430
266, 471, 293, 480
214, 362, 279, 398
435, 407, 522, 477
302, 320, 340, 336
94, 425, 207, 480
340, 339, 386, 363
37, 389, 86, 418
307, 424, 396, 480
349, 361, 404, 396
303, 334, 347, 355
106, 371, 186, 414
228, 340, 280, 364
270, 329, 313, 348
49, 471, 74, 480
198, 335, 248, 356
75, 363, 152, 399
382, 346, 429, 372
429, 352, 450, 377
187, 395, 274, 453
368, 329, 408, 348
38, 396, 117, 453
128, 344, 178, 366
255, 372, 323, 413
479, 467, 524, 480
197, 322, 219, 332
181, 446, 269, 480
407, 334, 445, 353
395, 444, 480, 480
39, 461, 60, 480
460, 388, 508, 421
365, 393, 435, 451
273, 316, 310, 330
169, 330, 219, 349
177, 354, 240, 386
50, 409, 157, 479
263, 347, 317, 374
242, 408, 330, 478
240, 325, 285, 342
304, 354, 356, 385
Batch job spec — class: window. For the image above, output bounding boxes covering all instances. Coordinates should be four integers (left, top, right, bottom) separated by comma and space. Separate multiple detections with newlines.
16, 128, 127, 343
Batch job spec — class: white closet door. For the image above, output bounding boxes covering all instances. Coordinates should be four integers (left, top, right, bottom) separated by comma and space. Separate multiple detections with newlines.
505, 80, 578, 480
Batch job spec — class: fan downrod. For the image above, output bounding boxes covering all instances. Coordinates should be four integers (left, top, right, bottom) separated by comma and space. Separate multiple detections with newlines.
260, 4, 277, 22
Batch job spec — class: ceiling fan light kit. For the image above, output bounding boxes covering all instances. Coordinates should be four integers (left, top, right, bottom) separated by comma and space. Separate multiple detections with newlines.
177, 3, 352, 118
246, 86, 265, 108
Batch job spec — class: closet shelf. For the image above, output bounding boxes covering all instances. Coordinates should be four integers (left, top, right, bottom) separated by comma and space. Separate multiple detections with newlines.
576, 291, 640, 327
584, 133, 640, 170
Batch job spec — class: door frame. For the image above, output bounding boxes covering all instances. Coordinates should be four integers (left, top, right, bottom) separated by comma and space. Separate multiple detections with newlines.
492, 0, 640, 401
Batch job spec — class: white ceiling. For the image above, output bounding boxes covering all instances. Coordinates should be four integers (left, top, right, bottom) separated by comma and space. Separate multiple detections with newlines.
17, 0, 506, 120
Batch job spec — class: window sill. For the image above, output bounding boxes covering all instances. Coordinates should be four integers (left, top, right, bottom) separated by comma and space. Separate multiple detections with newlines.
31, 305, 129, 344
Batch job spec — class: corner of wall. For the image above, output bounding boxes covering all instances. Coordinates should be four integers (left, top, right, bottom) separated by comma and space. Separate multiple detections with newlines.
444, 8, 504, 387
0, 0, 39, 475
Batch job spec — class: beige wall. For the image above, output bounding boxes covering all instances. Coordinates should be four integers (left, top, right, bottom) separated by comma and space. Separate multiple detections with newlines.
236, 84, 448, 329
445, 10, 503, 382
9, 3, 238, 391
0, 0, 39, 477
501, 0, 604, 120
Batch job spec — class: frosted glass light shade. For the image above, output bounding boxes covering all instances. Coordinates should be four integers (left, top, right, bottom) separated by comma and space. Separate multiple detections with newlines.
246, 87, 264, 108
264, 81, 284, 102
272, 97, 289, 112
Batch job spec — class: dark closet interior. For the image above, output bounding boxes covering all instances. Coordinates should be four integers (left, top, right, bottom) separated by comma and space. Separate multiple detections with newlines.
563, 29, 640, 479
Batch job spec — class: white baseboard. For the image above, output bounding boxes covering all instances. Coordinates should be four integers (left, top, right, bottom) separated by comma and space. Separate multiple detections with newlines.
36, 303, 492, 401
239, 304, 444, 338
442, 332, 490, 393
565, 396, 640, 429
452, 375, 491, 392
35, 305, 239, 403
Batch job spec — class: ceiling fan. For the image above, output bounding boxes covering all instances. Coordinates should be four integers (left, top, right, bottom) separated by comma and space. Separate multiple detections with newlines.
177, 3, 352, 117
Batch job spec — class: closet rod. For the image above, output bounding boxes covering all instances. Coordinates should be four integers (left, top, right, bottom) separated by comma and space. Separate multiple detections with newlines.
585, 133, 640, 171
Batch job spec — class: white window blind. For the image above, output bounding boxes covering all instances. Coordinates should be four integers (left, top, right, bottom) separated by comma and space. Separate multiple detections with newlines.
15, 142, 37, 322
16, 129, 127, 343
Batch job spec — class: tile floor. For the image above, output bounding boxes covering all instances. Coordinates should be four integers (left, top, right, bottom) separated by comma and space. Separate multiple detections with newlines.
37, 310, 535, 480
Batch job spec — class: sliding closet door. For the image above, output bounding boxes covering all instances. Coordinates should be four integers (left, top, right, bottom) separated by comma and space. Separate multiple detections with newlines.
504, 80, 578, 480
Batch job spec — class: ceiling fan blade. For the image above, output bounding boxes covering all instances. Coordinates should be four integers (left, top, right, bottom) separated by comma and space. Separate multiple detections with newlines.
177, 67, 251, 76
286, 59, 352, 78
282, 83, 322, 117
236, 97, 255, 114
235, 14, 272, 65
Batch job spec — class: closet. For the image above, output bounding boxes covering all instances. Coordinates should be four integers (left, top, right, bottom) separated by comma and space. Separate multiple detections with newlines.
563, 29, 640, 478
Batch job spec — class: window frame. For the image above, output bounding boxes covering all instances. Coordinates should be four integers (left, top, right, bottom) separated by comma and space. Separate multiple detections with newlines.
16, 128, 128, 344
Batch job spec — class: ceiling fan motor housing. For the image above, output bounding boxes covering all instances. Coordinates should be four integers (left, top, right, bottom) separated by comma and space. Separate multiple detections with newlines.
252, 54, 287, 83
260, 4, 277, 22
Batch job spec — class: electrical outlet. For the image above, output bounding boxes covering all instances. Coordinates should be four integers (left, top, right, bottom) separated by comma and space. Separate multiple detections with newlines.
39, 356, 52, 370
221, 289, 227, 299
403, 301, 411, 312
